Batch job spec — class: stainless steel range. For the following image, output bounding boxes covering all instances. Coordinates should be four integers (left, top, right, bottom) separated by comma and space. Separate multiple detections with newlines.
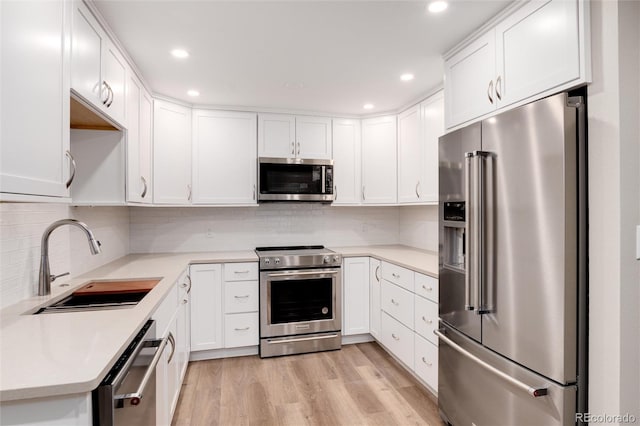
256, 245, 342, 358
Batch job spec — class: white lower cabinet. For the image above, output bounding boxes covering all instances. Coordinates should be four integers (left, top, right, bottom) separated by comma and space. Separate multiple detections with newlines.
381, 280, 414, 329
414, 295, 438, 345
224, 312, 259, 348
190, 264, 223, 351
369, 259, 381, 338
153, 269, 191, 426
380, 311, 414, 369
190, 262, 259, 354
414, 334, 438, 391
342, 257, 370, 336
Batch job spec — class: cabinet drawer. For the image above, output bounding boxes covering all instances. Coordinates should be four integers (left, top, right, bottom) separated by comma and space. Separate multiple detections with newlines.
381, 280, 414, 329
414, 296, 438, 345
224, 262, 259, 281
381, 262, 414, 292
380, 312, 414, 369
414, 334, 438, 391
415, 273, 438, 303
224, 281, 259, 313
224, 312, 259, 348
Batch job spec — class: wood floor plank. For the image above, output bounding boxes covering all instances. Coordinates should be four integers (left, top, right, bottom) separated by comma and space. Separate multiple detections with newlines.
172, 342, 440, 426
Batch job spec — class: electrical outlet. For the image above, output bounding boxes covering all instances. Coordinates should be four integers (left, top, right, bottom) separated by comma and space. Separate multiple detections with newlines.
206, 228, 215, 238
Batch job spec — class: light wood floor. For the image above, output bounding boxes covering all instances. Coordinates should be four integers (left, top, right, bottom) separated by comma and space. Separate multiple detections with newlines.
171, 342, 442, 426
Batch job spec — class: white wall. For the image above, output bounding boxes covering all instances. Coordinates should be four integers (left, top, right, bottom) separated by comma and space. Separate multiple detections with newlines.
587, 0, 640, 421
129, 204, 401, 253
398, 205, 438, 251
0, 204, 129, 308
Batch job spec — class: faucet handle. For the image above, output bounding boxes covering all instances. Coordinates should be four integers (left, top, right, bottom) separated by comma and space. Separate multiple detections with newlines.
50, 272, 70, 282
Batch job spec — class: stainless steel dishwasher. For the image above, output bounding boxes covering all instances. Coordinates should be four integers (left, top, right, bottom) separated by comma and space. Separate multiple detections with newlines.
93, 320, 172, 426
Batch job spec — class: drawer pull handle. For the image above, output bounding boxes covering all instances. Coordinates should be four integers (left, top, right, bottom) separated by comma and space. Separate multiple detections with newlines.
392, 333, 399, 341
234, 295, 250, 299
422, 356, 432, 367
234, 327, 250, 331
391, 299, 399, 306
422, 284, 433, 292
392, 273, 400, 279
234, 270, 250, 274
422, 316, 433, 324
182, 299, 188, 305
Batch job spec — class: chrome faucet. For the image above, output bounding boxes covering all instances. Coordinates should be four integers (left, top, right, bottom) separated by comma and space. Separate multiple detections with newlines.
38, 219, 102, 296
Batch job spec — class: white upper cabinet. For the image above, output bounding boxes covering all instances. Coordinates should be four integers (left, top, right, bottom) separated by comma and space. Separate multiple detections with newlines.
397, 105, 422, 204
1, 0, 72, 199
71, 1, 126, 126
444, 0, 589, 129
126, 73, 153, 203
192, 110, 257, 205
419, 92, 444, 204
153, 100, 192, 205
295, 116, 332, 159
258, 114, 332, 159
444, 31, 497, 129
494, 0, 581, 108
332, 119, 361, 205
361, 116, 397, 204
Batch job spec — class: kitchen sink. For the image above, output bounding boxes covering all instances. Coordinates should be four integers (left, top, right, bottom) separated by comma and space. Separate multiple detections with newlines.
34, 278, 161, 314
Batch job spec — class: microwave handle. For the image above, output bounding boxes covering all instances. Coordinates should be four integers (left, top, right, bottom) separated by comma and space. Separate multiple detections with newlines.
321, 167, 326, 194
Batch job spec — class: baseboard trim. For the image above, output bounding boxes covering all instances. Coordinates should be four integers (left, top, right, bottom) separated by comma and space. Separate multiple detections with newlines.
189, 346, 258, 361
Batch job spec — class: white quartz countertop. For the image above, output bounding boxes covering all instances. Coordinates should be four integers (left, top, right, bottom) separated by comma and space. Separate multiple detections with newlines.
0, 250, 257, 402
0, 245, 434, 402
331, 245, 438, 278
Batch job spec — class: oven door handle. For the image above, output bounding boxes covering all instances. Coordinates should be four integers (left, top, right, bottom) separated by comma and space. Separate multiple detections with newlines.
114, 334, 169, 406
267, 269, 340, 278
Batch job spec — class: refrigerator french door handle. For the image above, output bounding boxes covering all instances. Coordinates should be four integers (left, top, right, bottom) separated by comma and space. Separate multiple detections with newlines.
434, 328, 549, 398
464, 153, 475, 311
466, 151, 491, 315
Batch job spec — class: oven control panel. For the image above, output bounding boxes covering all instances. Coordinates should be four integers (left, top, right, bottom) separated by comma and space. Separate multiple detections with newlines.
259, 253, 342, 270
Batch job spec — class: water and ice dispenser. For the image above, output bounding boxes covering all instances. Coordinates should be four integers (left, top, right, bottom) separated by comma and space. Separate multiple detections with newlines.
443, 202, 466, 271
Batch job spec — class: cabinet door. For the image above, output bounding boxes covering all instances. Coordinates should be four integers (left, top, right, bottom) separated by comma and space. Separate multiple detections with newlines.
369, 258, 381, 339
295, 116, 332, 159
361, 116, 397, 204
420, 92, 444, 203
332, 119, 361, 204
126, 74, 142, 202
71, 2, 102, 107
176, 288, 191, 384
153, 100, 192, 204
101, 41, 127, 126
139, 90, 153, 203
397, 105, 422, 204
192, 110, 257, 204
444, 31, 496, 128
342, 257, 370, 336
1, 0, 71, 198
190, 264, 223, 351
495, 0, 580, 108
258, 114, 295, 158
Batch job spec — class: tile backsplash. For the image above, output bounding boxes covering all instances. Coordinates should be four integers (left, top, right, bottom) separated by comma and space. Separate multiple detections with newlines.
1, 202, 438, 307
0, 204, 129, 308
129, 204, 402, 253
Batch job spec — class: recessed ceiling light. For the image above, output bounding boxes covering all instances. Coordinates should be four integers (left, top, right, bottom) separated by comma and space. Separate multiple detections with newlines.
171, 49, 189, 59
428, 1, 448, 13
187, 90, 200, 97
400, 73, 415, 81
363, 103, 374, 110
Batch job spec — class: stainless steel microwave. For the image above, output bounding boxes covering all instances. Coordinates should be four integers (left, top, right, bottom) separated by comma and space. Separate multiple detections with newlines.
258, 157, 334, 202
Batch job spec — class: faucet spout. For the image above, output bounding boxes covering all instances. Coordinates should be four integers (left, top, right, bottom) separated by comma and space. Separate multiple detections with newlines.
38, 219, 102, 296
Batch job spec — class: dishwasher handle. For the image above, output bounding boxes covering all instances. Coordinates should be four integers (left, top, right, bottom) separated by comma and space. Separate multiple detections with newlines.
114, 333, 170, 406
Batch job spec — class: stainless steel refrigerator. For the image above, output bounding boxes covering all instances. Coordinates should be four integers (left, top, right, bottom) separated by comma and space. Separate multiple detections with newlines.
437, 91, 587, 425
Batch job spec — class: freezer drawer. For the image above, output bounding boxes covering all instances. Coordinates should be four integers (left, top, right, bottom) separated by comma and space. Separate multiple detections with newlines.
438, 324, 576, 426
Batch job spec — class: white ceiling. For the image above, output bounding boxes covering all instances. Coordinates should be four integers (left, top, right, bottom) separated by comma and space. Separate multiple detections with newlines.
94, 0, 512, 116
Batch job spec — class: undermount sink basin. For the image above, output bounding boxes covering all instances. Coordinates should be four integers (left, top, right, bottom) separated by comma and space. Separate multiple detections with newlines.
34, 278, 161, 314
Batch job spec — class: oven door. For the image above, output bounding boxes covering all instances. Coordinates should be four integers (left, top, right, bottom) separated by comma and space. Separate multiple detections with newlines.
260, 268, 341, 338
